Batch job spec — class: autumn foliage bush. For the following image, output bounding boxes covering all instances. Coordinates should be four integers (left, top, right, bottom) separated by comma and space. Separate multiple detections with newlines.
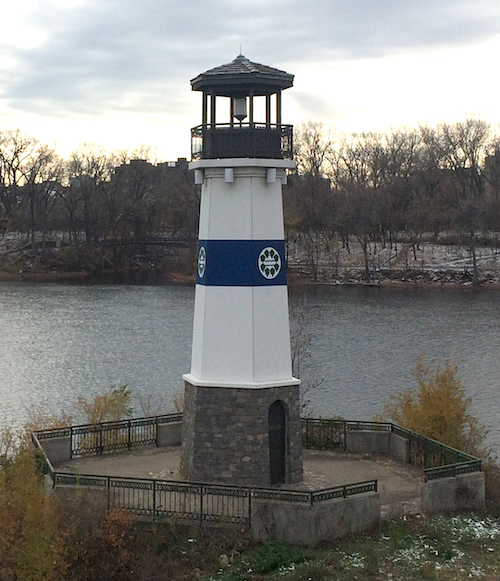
379, 355, 487, 455
0, 384, 244, 581
379, 354, 500, 506
0, 442, 245, 580
76, 384, 133, 424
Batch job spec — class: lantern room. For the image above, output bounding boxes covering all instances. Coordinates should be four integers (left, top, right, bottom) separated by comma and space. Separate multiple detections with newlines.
190, 54, 294, 160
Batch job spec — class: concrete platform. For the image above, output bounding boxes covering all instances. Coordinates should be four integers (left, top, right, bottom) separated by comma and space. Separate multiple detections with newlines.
56, 446, 423, 518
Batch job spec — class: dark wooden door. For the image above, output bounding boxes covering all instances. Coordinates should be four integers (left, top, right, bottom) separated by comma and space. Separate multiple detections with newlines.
268, 401, 286, 485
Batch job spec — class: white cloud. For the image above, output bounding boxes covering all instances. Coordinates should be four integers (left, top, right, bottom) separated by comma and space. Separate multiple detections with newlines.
1, 0, 499, 159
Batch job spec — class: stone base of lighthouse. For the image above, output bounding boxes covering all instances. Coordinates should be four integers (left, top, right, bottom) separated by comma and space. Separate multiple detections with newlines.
180, 381, 303, 486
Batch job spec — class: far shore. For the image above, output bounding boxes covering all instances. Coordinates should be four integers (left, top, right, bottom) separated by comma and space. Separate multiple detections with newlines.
3, 232, 500, 289
2, 266, 500, 290
0, 268, 196, 285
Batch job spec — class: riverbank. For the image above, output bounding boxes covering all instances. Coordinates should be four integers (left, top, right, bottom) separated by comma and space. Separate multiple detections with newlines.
2, 231, 500, 288
0, 268, 195, 284
0, 231, 196, 284
287, 238, 500, 289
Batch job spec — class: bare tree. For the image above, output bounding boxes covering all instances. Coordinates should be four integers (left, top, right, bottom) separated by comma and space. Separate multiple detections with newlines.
438, 119, 491, 282
289, 297, 323, 415
21, 144, 64, 254
0, 130, 39, 223
286, 122, 336, 280
67, 143, 116, 246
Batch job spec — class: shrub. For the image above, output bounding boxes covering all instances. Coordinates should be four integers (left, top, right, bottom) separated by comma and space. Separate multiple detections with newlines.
378, 354, 500, 506
0, 449, 69, 580
378, 354, 487, 455
76, 384, 133, 424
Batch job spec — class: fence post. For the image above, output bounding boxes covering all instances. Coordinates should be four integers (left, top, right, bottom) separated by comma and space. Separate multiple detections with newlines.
99, 424, 103, 455
305, 419, 309, 449
155, 417, 159, 447
70, 426, 73, 459
200, 485, 204, 527
128, 420, 131, 451
248, 489, 252, 529
153, 480, 156, 520
343, 485, 347, 498
343, 420, 347, 451
107, 476, 111, 511
310, 492, 314, 508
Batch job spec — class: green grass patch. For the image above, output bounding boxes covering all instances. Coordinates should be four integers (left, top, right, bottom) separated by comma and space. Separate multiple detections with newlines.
203, 514, 500, 581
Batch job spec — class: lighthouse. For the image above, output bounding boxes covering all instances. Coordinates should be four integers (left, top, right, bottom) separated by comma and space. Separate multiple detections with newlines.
180, 55, 303, 486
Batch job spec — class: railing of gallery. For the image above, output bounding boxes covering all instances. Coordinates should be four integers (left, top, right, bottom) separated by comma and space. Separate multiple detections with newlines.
191, 123, 293, 160
49, 472, 377, 527
301, 418, 482, 481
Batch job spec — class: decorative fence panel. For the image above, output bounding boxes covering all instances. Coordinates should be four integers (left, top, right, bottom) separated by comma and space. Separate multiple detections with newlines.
345, 421, 392, 433
302, 418, 346, 449
390, 424, 481, 479
49, 470, 376, 527
66, 415, 182, 457
300, 418, 481, 481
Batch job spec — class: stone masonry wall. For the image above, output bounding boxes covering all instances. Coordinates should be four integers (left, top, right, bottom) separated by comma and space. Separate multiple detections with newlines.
180, 382, 303, 486
251, 493, 381, 545
422, 472, 485, 513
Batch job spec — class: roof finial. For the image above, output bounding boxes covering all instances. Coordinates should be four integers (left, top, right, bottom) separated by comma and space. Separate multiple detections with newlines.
239, 44, 242, 56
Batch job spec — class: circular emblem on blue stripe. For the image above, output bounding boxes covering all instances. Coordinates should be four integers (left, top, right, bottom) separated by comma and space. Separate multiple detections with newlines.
258, 247, 281, 279
198, 246, 206, 278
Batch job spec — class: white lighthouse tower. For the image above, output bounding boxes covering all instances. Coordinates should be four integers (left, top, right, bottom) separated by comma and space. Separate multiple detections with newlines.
181, 55, 303, 486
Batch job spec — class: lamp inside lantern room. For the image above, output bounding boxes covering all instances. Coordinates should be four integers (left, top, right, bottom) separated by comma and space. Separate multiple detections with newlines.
232, 97, 247, 122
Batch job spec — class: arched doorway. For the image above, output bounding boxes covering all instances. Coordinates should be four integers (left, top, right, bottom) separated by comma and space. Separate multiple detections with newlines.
268, 400, 287, 485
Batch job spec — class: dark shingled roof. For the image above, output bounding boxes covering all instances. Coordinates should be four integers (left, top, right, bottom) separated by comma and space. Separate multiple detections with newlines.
191, 55, 294, 96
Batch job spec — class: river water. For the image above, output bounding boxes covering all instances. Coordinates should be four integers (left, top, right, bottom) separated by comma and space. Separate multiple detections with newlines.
1, 282, 499, 450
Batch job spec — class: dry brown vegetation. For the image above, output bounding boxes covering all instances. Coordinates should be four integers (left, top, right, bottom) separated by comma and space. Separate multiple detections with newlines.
378, 354, 500, 507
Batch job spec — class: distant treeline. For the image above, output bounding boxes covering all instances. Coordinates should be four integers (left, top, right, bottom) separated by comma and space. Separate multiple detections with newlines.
2, 119, 500, 278
0, 133, 199, 272
285, 118, 500, 281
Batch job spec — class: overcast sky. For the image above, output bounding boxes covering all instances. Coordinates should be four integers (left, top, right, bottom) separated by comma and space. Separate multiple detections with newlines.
1, 0, 499, 160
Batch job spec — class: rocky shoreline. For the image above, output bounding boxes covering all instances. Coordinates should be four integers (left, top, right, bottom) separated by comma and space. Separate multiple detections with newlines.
2, 264, 499, 290
286, 239, 500, 289
2, 232, 500, 289
288, 266, 500, 289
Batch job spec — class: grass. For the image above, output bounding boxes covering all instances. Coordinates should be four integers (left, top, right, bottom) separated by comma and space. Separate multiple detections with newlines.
203, 513, 500, 581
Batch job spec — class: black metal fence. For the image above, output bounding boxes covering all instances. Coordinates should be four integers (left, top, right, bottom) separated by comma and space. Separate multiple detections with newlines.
34, 415, 482, 481
31, 415, 379, 528
50, 471, 377, 527
302, 417, 347, 449
33, 415, 481, 521
301, 418, 481, 481
34, 414, 182, 458
391, 424, 482, 480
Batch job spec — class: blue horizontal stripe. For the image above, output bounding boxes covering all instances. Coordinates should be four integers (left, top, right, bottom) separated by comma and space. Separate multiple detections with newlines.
196, 240, 287, 286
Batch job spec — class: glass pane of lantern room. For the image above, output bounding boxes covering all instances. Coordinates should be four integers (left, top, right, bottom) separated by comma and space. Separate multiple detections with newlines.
219, 97, 230, 124
253, 96, 266, 125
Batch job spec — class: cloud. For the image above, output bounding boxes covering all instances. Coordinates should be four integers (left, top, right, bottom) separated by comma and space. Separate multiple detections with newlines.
1, 0, 499, 127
